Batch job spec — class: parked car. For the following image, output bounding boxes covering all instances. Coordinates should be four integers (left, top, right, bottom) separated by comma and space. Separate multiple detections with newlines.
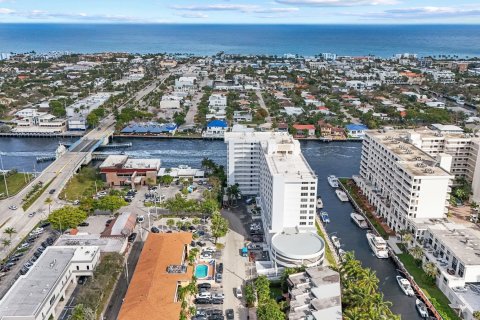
216, 263, 223, 274
136, 216, 145, 223
215, 273, 223, 283
39, 221, 51, 228
78, 222, 89, 227
48, 189, 56, 194
235, 287, 242, 298
212, 293, 224, 300
225, 309, 234, 320
33, 251, 42, 258
196, 241, 206, 247
211, 298, 223, 305
195, 298, 211, 305
197, 291, 212, 299
28, 212, 36, 217
128, 233, 137, 243
197, 283, 211, 290
151, 226, 160, 233
8, 205, 17, 210
11, 253, 23, 259
73, 200, 80, 205
8, 257, 20, 263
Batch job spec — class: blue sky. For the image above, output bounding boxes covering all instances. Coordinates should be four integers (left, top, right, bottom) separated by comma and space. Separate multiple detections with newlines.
0, 0, 479, 24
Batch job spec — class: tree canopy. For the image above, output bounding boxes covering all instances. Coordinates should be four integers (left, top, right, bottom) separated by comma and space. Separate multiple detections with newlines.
210, 211, 229, 243
48, 206, 88, 230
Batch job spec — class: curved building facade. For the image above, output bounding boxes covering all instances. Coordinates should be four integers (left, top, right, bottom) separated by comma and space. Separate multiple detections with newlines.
270, 229, 325, 268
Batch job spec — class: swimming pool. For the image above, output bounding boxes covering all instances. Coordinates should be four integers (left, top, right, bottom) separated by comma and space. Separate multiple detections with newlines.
195, 264, 209, 279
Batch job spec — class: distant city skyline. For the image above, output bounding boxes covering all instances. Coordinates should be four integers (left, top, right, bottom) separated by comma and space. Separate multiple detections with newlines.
0, 0, 479, 24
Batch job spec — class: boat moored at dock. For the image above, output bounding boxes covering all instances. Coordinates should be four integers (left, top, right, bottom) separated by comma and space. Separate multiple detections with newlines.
335, 189, 349, 202
366, 233, 389, 259
396, 275, 415, 296
327, 175, 339, 188
350, 212, 369, 229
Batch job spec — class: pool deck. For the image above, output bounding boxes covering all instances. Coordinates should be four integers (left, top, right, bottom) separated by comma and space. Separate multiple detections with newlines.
195, 260, 216, 281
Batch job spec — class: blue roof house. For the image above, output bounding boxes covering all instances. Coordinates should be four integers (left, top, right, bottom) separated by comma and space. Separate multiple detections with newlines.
345, 124, 368, 139
204, 120, 228, 138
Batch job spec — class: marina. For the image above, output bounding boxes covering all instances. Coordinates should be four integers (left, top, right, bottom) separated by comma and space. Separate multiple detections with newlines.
0, 138, 429, 319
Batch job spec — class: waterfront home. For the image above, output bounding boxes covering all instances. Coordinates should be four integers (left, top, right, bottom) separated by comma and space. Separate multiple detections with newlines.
293, 124, 316, 138
203, 119, 228, 138
345, 124, 368, 139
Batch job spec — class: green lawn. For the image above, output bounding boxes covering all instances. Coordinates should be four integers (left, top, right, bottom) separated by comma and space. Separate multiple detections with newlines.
397, 253, 461, 320
60, 166, 104, 201
0, 172, 33, 198
315, 221, 337, 267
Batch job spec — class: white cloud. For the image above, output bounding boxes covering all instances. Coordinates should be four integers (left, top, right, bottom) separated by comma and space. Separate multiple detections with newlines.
343, 6, 480, 19
274, 0, 398, 6
171, 4, 299, 14
177, 12, 209, 19
0, 7, 14, 14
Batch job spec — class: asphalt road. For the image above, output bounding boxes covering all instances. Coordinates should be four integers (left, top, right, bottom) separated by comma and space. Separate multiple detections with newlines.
103, 237, 145, 320
0, 71, 174, 262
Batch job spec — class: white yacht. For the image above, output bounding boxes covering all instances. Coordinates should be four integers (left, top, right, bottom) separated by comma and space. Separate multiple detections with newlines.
416, 299, 428, 318
366, 233, 389, 259
316, 197, 324, 209
331, 235, 341, 249
396, 276, 415, 296
350, 212, 369, 229
335, 189, 349, 202
327, 175, 339, 188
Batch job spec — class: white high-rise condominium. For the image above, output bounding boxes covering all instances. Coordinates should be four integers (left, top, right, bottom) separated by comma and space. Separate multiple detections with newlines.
356, 129, 454, 232
225, 131, 325, 268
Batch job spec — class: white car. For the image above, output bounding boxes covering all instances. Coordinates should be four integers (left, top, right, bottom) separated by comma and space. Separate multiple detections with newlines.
200, 252, 212, 259
235, 287, 243, 298
97, 191, 108, 197
196, 291, 211, 299
8, 205, 17, 210
203, 247, 216, 253
212, 293, 224, 300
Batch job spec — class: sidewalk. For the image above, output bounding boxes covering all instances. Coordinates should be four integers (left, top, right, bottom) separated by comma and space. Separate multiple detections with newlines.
386, 236, 403, 254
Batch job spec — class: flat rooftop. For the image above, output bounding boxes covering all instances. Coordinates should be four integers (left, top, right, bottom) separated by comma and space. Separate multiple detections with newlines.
272, 229, 324, 259
99, 155, 160, 170
118, 233, 193, 320
428, 223, 480, 265
56, 234, 126, 253
367, 130, 452, 177
0, 247, 76, 318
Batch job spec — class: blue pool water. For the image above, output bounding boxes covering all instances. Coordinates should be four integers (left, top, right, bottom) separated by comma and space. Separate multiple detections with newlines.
195, 264, 208, 279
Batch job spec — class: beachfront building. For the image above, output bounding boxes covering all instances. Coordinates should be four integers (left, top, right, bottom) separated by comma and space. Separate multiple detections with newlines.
66, 93, 114, 130
288, 267, 342, 320
355, 130, 454, 232
118, 233, 193, 320
99, 155, 161, 187
225, 131, 324, 269
0, 246, 100, 320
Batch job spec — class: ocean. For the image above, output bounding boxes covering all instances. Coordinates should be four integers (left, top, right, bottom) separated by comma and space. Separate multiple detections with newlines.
0, 24, 479, 57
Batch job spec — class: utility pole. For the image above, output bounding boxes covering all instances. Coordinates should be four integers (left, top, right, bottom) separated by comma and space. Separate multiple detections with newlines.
0, 155, 9, 197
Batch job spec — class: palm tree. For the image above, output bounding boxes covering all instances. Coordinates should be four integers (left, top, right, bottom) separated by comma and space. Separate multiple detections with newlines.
423, 262, 438, 280
1, 238, 11, 249
3, 227, 16, 239
357, 268, 379, 294
410, 245, 424, 261
402, 233, 413, 247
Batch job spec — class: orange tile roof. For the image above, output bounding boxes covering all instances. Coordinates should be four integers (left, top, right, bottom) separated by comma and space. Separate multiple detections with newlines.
118, 233, 193, 320
293, 124, 315, 130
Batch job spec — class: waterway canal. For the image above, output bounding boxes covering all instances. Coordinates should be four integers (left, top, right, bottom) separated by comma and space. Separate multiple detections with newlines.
0, 137, 422, 319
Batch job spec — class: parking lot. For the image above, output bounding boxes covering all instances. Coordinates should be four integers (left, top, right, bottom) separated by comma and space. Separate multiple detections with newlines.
0, 223, 58, 299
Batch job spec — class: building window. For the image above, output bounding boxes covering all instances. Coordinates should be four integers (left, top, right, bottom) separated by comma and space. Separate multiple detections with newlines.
301, 193, 308, 196
76, 266, 79, 270
300, 216, 307, 220
301, 187, 308, 190
458, 264, 465, 277
300, 222, 306, 225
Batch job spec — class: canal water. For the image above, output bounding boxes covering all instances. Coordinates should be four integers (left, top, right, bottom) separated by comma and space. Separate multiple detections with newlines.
0, 137, 421, 319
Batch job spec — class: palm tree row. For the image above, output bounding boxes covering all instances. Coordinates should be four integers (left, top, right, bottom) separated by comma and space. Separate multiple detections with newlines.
339, 252, 401, 320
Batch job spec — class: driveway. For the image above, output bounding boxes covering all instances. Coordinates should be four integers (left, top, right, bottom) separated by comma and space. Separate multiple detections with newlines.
221, 206, 250, 320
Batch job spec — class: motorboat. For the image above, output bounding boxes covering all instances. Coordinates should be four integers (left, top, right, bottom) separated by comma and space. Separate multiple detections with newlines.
396, 275, 415, 296
366, 233, 389, 259
335, 189, 349, 202
350, 212, 369, 229
327, 175, 339, 188
416, 299, 429, 318
317, 197, 324, 209
331, 235, 341, 249
320, 211, 330, 223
